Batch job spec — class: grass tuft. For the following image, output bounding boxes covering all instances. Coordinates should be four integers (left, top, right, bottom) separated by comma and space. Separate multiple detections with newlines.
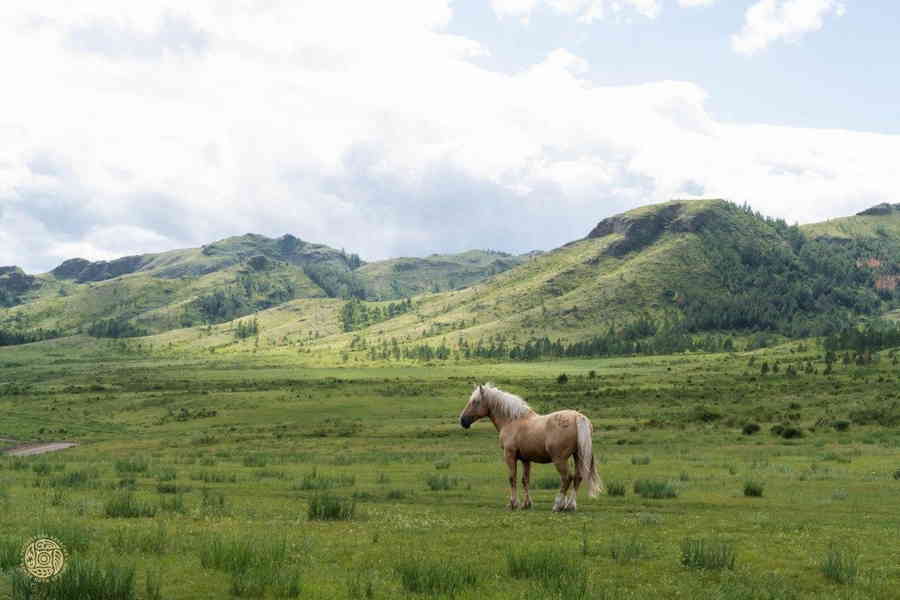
606, 480, 626, 497
307, 493, 355, 521
103, 492, 157, 518
395, 559, 477, 596
634, 479, 678, 499
743, 480, 765, 497
821, 543, 859, 585
680, 538, 736, 570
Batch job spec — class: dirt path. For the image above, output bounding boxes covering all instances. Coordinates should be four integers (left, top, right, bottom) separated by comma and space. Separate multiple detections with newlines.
2, 441, 78, 456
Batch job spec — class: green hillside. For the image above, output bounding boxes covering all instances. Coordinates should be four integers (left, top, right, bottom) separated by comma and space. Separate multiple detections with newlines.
802, 203, 900, 240
4, 199, 900, 362
0, 234, 524, 344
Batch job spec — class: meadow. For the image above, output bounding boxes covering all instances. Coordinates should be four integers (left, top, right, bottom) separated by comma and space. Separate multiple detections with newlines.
1, 343, 899, 599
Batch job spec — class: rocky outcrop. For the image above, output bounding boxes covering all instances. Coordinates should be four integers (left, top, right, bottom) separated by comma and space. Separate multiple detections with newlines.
51, 255, 148, 282
0, 266, 41, 300
856, 203, 900, 217
587, 200, 725, 257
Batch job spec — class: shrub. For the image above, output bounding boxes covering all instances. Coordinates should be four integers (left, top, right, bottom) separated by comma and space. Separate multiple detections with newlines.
386, 489, 411, 500
308, 494, 355, 521
893, 468, 900, 481
433, 459, 451, 470
606, 481, 626, 497
633, 479, 678, 499
200, 488, 227, 516
631, 456, 651, 466
680, 538, 736, 570
833, 420, 851, 432
743, 480, 764, 497
742, 423, 761, 435
159, 493, 186, 514
556, 373, 569, 385
396, 559, 477, 596
821, 544, 859, 584
104, 492, 157, 518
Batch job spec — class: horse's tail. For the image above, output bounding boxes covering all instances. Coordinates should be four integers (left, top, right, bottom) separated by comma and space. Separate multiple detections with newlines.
576, 415, 604, 498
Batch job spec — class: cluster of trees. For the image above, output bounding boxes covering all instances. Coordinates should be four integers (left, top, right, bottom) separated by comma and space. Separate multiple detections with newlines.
87, 318, 148, 338
682, 202, 896, 337
823, 320, 900, 354
0, 327, 62, 346
190, 273, 297, 325
340, 298, 413, 332
303, 263, 366, 299
234, 318, 259, 340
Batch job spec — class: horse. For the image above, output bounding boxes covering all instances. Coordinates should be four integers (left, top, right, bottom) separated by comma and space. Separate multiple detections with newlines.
459, 383, 604, 511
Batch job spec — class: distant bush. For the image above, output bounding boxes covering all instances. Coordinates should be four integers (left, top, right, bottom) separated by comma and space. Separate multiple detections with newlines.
433, 459, 451, 470
631, 456, 651, 466
556, 373, 569, 385
743, 480, 764, 497
771, 424, 803, 439
293, 469, 355, 490
742, 423, 761, 435
892, 468, 900, 481
680, 538, 736, 570
833, 420, 851, 432
634, 479, 678, 499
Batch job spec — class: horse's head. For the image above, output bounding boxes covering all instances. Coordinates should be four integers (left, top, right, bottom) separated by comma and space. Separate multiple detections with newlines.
459, 384, 490, 429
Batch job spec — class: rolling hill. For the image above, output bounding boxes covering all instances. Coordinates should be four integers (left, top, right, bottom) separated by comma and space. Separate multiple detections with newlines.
3, 199, 900, 362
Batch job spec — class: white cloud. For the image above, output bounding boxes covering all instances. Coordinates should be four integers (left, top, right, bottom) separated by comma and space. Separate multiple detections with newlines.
678, 0, 717, 7
732, 0, 846, 56
495, 0, 661, 23
0, 1, 897, 275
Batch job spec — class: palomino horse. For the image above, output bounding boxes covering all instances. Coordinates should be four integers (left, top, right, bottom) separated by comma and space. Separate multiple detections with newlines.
459, 383, 604, 511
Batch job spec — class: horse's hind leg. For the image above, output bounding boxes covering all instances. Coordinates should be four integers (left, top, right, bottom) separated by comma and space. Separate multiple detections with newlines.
568, 465, 583, 512
552, 460, 573, 512
505, 450, 519, 510
521, 461, 532, 509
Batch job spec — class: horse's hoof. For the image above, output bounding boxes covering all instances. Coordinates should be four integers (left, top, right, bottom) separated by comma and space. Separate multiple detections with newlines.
521, 500, 533, 510
508, 501, 519, 510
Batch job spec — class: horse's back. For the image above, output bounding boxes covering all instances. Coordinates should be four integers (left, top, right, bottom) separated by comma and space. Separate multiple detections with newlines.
506, 410, 583, 462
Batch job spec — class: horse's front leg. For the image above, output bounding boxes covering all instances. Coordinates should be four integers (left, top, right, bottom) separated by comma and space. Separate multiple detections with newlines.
504, 450, 519, 510
521, 461, 533, 509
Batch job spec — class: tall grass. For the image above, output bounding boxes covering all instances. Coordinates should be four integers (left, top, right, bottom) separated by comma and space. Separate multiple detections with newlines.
425, 474, 459, 491
292, 468, 355, 490
11, 557, 136, 600
506, 546, 589, 598
103, 492, 157, 518
307, 494, 355, 521
0, 535, 20, 571
680, 538, 736, 570
631, 456, 651, 465
821, 543, 859, 584
634, 479, 678, 499
395, 559, 477, 596
115, 456, 149, 474
199, 533, 300, 598
608, 538, 647, 563
743, 480, 765, 497
606, 480, 626, 497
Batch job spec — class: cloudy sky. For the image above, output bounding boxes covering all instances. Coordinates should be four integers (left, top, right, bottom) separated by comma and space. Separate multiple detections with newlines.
1, 1, 898, 273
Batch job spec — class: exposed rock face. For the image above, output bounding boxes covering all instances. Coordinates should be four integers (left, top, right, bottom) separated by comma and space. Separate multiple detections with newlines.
51, 255, 147, 282
0, 266, 41, 296
857, 203, 900, 216
587, 200, 724, 257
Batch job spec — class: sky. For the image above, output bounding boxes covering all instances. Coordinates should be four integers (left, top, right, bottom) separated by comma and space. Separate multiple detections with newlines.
1, 0, 899, 273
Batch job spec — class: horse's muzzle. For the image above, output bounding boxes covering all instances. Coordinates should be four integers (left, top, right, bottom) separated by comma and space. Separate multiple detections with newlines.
459, 416, 472, 429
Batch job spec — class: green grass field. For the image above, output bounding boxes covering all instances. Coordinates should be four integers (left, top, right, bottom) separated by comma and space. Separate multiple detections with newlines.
1, 344, 899, 599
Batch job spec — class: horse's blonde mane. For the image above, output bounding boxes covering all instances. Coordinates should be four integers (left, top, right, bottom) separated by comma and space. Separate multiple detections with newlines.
481, 384, 533, 420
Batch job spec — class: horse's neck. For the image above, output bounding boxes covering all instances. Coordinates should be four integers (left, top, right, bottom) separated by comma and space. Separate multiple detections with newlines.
489, 409, 535, 432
